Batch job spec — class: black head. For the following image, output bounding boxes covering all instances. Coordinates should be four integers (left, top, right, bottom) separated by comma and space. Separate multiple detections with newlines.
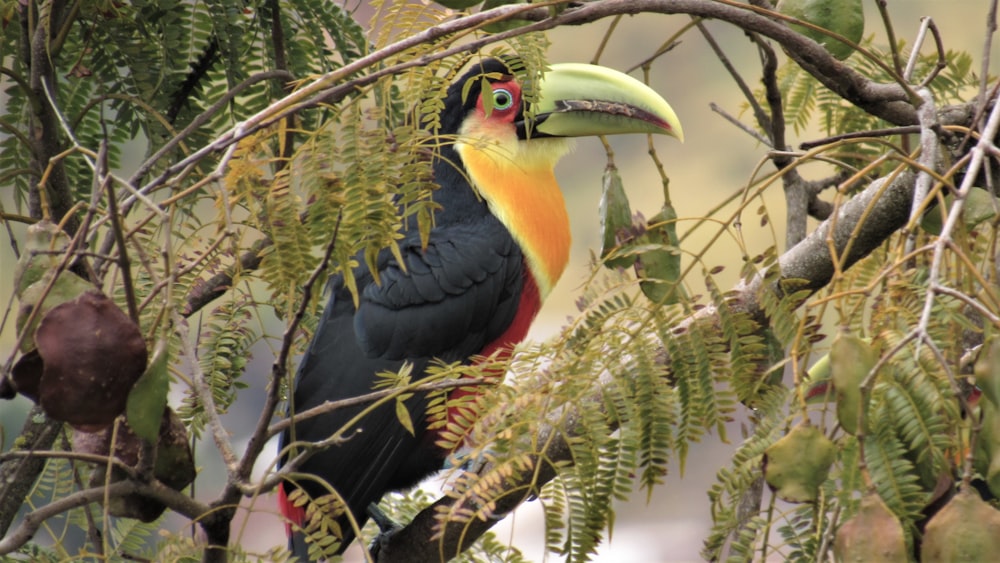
438, 57, 535, 137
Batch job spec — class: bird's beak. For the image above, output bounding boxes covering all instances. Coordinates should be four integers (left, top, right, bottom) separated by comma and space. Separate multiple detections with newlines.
525, 63, 684, 142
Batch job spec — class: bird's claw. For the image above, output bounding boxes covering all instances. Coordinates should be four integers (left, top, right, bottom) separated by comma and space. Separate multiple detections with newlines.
366, 503, 403, 559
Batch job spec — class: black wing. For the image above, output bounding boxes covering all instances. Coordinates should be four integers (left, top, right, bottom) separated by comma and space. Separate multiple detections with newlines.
281, 214, 524, 551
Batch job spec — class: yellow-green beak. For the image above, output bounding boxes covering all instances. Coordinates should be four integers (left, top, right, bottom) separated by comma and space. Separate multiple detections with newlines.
526, 63, 684, 142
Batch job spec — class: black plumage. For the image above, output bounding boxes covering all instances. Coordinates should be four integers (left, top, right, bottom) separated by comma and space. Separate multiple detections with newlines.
279, 58, 531, 557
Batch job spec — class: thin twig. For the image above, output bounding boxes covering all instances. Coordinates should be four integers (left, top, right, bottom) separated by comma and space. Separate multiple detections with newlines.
905, 89, 940, 256
913, 19, 948, 89
696, 19, 772, 134
710, 102, 771, 146
0, 477, 213, 556
903, 17, 932, 83
267, 377, 492, 442
978, 0, 999, 124
800, 126, 923, 150
235, 210, 343, 483
916, 83, 1000, 342
100, 141, 140, 324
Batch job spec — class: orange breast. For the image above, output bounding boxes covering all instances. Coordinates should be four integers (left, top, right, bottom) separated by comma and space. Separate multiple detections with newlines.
456, 134, 572, 298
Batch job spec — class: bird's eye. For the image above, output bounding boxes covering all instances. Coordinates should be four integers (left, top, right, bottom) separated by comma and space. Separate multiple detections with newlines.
492, 87, 515, 111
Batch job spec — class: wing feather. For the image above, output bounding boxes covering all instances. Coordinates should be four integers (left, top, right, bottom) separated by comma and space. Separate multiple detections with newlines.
281, 213, 524, 550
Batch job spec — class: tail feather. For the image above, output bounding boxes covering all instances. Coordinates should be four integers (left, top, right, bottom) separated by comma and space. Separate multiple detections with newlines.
288, 531, 312, 562
278, 483, 310, 560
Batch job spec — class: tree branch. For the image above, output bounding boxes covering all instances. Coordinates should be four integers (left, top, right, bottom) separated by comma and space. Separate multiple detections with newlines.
376, 166, 917, 562
1, 2, 990, 560
136, 0, 949, 322
0, 477, 213, 556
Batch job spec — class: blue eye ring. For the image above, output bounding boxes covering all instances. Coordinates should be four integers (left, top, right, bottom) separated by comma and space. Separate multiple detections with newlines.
492, 87, 515, 110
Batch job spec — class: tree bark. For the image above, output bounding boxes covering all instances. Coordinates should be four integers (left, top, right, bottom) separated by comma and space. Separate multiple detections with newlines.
377, 168, 917, 562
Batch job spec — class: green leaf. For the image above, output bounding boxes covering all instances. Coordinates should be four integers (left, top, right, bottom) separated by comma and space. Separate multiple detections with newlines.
396, 398, 415, 436
777, 0, 864, 60
127, 338, 170, 442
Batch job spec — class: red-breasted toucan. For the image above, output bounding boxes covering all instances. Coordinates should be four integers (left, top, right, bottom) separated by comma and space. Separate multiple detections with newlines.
278, 57, 682, 559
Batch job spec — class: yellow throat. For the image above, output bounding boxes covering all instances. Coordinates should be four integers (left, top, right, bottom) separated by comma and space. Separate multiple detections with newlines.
455, 120, 573, 298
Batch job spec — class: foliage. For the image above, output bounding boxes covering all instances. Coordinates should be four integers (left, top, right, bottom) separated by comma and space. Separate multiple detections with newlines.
709, 36, 992, 555
0, 0, 997, 562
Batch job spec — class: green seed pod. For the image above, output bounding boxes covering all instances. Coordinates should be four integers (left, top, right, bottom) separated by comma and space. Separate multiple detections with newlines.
14, 221, 73, 297
599, 163, 637, 269
633, 205, 686, 304
13, 221, 95, 353
921, 489, 1000, 562
16, 269, 95, 353
974, 336, 1000, 407
973, 399, 1000, 496
834, 492, 908, 563
763, 422, 837, 502
830, 333, 875, 435
921, 187, 998, 236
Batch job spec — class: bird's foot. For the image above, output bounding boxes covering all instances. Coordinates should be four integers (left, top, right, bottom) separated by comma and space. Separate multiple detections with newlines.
366, 503, 403, 559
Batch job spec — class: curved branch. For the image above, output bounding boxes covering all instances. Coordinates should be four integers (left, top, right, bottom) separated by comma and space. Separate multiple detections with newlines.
134, 0, 921, 210
0, 477, 213, 556
141, 0, 949, 322
376, 167, 918, 562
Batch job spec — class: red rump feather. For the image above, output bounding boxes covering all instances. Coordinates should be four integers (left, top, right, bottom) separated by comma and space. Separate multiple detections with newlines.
278, 482, 304, 538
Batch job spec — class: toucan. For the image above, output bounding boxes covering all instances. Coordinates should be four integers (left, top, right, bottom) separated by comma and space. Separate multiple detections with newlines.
278, 57, 682, 559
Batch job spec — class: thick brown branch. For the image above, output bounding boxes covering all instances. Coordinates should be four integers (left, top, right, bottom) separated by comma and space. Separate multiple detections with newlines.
182, 238, 271, 317
0, 2, 982, 560
376, 167, 917, 562
0, 411, 60, 537
0, 476, 213, 556
27, 0, 76, 233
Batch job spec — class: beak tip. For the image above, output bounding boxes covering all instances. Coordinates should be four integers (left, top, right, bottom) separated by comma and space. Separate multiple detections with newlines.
671, 126, 685, 143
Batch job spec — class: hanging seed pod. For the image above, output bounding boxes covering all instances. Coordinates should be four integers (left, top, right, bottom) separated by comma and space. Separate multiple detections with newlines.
14, 220, 75, 296
15, 268, 94, 353
830, 333, 875, 435
14, 221, 95, 354
633, 205, 686, 304
975, 399, 1000, 498
599, 163, 637, 269
921, 489, 1000, 562
74, 408, 195, 522
920, 187, 998, 236
763, 422, 836, 502
32, 291, 148, 431
834, 492, 908, 562
974, 336, 1000, 407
